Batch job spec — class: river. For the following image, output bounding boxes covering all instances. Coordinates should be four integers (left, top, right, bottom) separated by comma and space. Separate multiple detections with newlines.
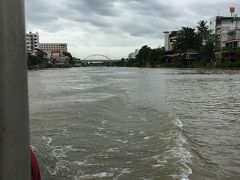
28, 67, 240, 180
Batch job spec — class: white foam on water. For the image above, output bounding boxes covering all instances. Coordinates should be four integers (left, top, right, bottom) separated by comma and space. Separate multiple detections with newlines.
42, 136, 53, 148
61, 128, 69, 137
79, 172, 114, 178
144, 136, 151, 140
42, 135, 80, 176
116, 139, 128, 144
125, 161, 132, 164
94, 131, 106, 138
170, 117, 193, 180
101, 119, 109, 124
140, 117, 148, 121
106, 148, 120, 152
144, 135, 156, 140
50, 145, 76, 158
159, 115, 192, 180
175, 118, 183, 129
128, 132, 135, 136
126, 152, 133, 155
114, 168, 132, 180
49, 159, 71, 175
74, 161, 85, 166
97, 127, 105, 131
119, 168, 131, 174
152, 164, 164, 168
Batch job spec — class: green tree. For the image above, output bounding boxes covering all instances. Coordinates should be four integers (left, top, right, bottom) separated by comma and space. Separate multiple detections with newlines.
63, 51, 74, 64
150, 48, 164, 64
27, 54, 42, 67
112, 58, 127, 66
63, 51, 72, 58
135, 45, 152, 67
199, 36, 215, 66
173, 27, 201, 52
35, 49, 46, 59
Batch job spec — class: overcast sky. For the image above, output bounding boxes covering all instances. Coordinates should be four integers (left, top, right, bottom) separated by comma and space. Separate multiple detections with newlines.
25, 0, 239, 59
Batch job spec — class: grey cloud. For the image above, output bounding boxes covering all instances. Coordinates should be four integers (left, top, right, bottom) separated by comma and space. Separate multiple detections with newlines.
57, 0, 183, 37
25, 0, 238, 50
62, 11, 112, 28
190, 1, 237, 18
122, 24, 156, 37
25, 0, 59, 27
124, 0, 183, 19
63, 0, 119, 17
26, 12, 58, 26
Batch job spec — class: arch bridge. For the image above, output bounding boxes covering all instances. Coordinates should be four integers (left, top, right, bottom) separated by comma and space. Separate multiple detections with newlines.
80, 54, 120, 63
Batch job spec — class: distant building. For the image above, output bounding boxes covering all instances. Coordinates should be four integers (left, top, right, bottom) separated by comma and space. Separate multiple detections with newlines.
50, 49, 70, 64
26, 31, 39, 55
51, 49, 61, 61
210, 16, 240, 50
164, 31, 170, 51
39, 43, 67, 57
128, 49, 139, 59
163, 31, 179, 51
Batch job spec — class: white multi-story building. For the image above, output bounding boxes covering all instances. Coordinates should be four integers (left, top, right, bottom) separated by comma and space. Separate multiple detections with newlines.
164, 31, 170, 51
128, 49, 139, 59
163, 31, 179, 51
210, 16, 240, 50
26, 31, 39, 54
39, 43, 67, 57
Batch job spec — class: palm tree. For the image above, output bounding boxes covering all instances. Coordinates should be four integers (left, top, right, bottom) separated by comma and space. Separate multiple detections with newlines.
197, 20, 209, 45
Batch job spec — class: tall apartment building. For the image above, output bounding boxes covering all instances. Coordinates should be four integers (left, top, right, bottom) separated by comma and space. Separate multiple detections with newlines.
26, 31, 39, 54
39, 43, 67, 57
210, 16, 240, 50
163, 31, 179, 51
164, 31, 170, 51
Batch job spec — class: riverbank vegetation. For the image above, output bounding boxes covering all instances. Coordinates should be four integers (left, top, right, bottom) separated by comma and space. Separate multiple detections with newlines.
114, 20, 240, 68
27, 50, 77, 69
113, 20, 213, 68
27, 49, 49, 69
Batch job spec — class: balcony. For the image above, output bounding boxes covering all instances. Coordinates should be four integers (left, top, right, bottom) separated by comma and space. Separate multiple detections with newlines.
223, 29, 240, 48
226, 29, 240, 41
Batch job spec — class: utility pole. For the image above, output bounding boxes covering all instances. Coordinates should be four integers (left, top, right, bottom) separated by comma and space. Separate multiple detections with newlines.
0, 0, 30, 179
